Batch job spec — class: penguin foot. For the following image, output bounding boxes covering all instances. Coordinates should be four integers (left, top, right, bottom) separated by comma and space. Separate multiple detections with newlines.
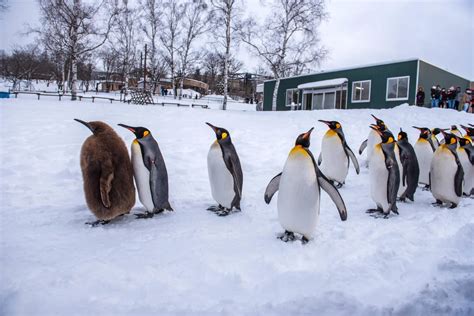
366, 208, 382, 214
216, 208, 231, 216
207, 205, 223, 212
422, 185, 430, 191
153, 208, 164, 215
278, 231, 296, 242
335, 182, 344, 189
431, 200, 443, 207
135, 211, 155, 219
301, 236, 310, 244
449, 203, 457, 209
85, 220, 110, 227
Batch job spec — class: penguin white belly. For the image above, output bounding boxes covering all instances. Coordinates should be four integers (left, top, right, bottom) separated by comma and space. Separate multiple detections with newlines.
320, 133, 348, 183
366, 130, 381, 164
457, 148, 473, 195
394, 144, 405, 197
278, 148, 319, 239
131, 142, 154, 212
369, 146, 390, 212
430, 147, 461, 204
414, 140, 434, 185
207, 142, 234, 209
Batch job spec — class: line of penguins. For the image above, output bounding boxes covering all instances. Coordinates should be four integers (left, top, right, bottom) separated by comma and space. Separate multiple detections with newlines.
74, 117, 474, 244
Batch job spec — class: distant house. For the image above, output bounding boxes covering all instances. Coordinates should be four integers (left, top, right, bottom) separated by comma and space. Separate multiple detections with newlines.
263, 59, 470, 111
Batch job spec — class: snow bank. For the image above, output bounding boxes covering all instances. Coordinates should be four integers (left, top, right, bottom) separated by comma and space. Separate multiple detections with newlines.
0, 96, 473, 315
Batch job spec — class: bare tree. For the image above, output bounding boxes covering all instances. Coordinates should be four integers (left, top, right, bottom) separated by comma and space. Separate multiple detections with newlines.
140, 0, 164, 94
241, 0, 328, 110
210, 0, 241, 110
109, 0, 140, 92
160, 0, 184, 99
176, 0, 209, 99
1, 45, 41, 90
35, 0, 117, 100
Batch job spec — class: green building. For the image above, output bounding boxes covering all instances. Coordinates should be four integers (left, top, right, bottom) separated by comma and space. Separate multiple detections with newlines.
262, 59, 470, 111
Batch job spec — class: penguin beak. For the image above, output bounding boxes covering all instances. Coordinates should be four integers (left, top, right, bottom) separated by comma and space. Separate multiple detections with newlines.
118, 123, 137, 135
370, 124, 380, 130
205, 122, 218, 133
412, 126, 422, 130
370, 125, 382, 135
318, 120, 331, 126
74, 118, 94, 134
302, 127, 314, 140
371, 114, 380, 121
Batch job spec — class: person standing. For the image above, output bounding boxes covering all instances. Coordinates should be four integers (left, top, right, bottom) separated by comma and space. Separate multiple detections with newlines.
462, 89, 472, 112
416, 86, 425, 106
455, 87, 462, 110
430, 85, 439, 107
440, 88, 447, 108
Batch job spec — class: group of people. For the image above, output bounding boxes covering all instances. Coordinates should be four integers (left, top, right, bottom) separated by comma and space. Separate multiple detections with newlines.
416, 85, 473, 112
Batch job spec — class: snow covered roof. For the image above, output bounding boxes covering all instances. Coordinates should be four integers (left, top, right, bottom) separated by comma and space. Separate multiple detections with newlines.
297, 78, 348, 90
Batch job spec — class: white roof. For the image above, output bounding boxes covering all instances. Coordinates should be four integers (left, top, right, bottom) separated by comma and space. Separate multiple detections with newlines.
297, 78, 348, 90
256, 84, 264, 93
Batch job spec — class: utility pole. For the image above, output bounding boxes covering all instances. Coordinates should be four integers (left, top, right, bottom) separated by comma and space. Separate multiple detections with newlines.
143, 44, 148, 92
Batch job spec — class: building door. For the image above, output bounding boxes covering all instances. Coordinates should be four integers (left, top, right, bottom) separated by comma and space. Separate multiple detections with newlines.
313, 93, 324, 110
323, 92, 335, 109
304, 94, 313, 110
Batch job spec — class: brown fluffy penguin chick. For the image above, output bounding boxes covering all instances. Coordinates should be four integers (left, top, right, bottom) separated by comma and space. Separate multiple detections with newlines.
75, 119, 135, 226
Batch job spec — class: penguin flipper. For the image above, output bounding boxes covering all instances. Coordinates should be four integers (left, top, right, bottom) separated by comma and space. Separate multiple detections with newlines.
99, 161, 114, 208
264, 172, 282, 204
222, 146, 243, 209
317, 152, 322, 165
454, 161, 464, 197
385, 156, 400, 210
344, 145, 360, 174
359, 139, 368, 155
427, 137, 436, 152
317, 171, 348, 221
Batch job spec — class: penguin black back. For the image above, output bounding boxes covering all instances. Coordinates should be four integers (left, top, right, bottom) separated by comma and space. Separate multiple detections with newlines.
75, 119, 135, 223
397, 129, 420, 201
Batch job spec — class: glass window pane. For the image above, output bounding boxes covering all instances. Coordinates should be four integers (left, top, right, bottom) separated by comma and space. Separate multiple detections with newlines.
353, 82, 361, 101
398, 77, 408, 98
361, 81, 370, 101
324, 92, 335, 109
292, 90, 298, 104
387, 79, 397, 99
313, 93, 324, 110
286, 90, 292, 105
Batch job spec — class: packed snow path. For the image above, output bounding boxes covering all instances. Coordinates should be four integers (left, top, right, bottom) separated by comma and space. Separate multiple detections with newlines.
1, 96, 473, 315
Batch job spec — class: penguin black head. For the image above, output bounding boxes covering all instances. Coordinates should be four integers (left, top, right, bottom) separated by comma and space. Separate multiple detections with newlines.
398, 128, 408, 141
118, 124, 151, 139
206, 122, 231, 142
412, 126, 431, 139
75, 119, 113, 135
461, 125, 474, 136
459, 137, 471, 147
318, 120, 342, 130
295, 128, 314, 148
431, 128, 442, 135
450, 125, 459, 132
371, 114, 386, 129
371, 126, 395, 144
441, 131, 458, 147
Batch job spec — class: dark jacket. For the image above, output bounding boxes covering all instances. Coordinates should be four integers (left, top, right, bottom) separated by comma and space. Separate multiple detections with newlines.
416, 90, 425, 105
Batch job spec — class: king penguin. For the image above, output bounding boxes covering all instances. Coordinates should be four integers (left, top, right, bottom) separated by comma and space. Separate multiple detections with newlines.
450, 125, 463, 138
457, 137, 474, 196
430, 132, 464, 208
413, 126, 435, 190
264, 128, 347, 243
461, 125, 474, 142
397, 129, 420, 202
118, 124, 173, 218
206, 122, 243, 216
430, 128, 442, 149
317, 120, 360, 187
366, 127, 400, 218
359, 114, 386, 166
75, 119, 135, 226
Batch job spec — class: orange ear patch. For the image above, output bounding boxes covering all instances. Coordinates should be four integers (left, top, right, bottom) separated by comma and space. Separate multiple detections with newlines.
143, 130, 149, 137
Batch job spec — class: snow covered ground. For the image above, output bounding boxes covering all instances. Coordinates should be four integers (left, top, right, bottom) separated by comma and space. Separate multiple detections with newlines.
1, 95, 473, 315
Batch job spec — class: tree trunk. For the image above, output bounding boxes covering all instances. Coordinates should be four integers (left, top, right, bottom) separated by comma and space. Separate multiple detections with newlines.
271, 78, 280, 111
223, 9, 231, 111
71, 55, 78, 100
179, 77, 184, 100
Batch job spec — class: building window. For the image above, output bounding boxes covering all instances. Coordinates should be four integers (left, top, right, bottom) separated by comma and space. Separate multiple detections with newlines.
351, 80, 371, 102
286, 89, 299, 107
386, 76, 409, 101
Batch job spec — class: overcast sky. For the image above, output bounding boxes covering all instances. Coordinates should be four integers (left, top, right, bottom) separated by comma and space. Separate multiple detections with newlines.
1, 0, 473, 80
